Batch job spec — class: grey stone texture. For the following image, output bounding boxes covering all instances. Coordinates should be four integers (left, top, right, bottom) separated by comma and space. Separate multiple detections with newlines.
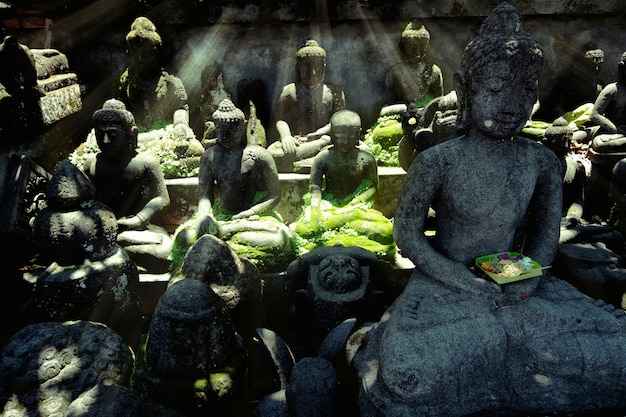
0, 321, 134, 417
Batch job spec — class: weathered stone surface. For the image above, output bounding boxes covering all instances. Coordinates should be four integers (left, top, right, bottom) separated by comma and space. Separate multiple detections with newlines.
0, 321, 134, 417
555, 241, 626, 308
39, 82, 82, 125
171, 233, 262, 336
354, 3, 626, 416
140, 278, 248, 416
65, 383, 180, 417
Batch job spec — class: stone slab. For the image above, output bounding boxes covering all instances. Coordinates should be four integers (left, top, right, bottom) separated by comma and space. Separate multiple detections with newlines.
39, 82, 82, 125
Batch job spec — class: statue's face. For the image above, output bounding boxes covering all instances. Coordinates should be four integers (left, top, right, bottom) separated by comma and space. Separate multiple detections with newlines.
95, 124, 129, 157
317, 255, 361, 294
128, 40, 160, 75
297, 56, 325, 88
216, 120, 247, 150
401, 37, 428, 65
331, 124, 360, 153
469, 62, 537, 140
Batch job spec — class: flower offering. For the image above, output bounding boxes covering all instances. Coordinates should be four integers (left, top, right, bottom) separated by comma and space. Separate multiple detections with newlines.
475, 252, 544, 284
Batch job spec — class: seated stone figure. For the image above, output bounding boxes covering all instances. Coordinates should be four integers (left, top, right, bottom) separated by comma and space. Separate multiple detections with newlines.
384, 21, 444, 107
268, 39, 347, 173
590, 51, 626, 153
116, 16, 190, 131
354, 4, 626, 416
83, 99, 172, 274
291, 110, 394, 260
173, 99, 294, 272
112, 16, 203, 178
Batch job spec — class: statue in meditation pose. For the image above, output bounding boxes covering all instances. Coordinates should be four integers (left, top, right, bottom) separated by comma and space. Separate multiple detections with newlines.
268, 39, 347, 173
84, 99, 172, 273
116, 17, 190, 132
354, 4, 626, 416
173, 99, 294, 272
291, 110, 394, 260
384, 21, 444, 106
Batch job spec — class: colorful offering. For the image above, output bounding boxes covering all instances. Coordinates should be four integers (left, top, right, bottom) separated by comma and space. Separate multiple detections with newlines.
475, 252, 544, 284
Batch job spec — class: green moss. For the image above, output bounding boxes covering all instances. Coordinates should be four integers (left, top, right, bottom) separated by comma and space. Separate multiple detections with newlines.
363, 114, 402, 167
290, 195, 396, 261
171, 211, 294, 273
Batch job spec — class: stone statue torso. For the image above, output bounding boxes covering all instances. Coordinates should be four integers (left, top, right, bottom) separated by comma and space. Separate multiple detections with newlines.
202, 144, 274, 213
413, 135, 560, 265
86, 152, 161, 219
276, 82, 346, 136
385, 61, 443, 104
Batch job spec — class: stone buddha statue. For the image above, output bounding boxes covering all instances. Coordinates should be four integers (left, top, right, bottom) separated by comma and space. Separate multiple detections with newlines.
354, 4, 626, 416
290, 110, 395, 260
172, 99, 294, 272
384, 21, 444, 107
116, 17, 189, 131
83, 99, 173, 274
31, 159, 142, 348
268, 39, 347, 173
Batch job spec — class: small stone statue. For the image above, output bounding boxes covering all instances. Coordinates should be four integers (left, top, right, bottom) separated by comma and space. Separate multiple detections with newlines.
31, 159, 142, 348
537, 42, 604, 122
287, 245, 389, 358
590, 51, 626, 151
83, 99, 173, 274
172, 99, 294, 272
291, 110, 394, 260
169, 234, 262, 339
268, 39, 347, 172
384, 21, 444, 106
116, 16, 189, 131
354, 4, 626, 416
136, 278, 248, 416
0, 321, 134, 416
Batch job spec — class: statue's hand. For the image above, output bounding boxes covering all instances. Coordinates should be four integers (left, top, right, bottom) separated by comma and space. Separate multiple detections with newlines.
118, 215, 145, 231
231, 209, 258, 220
500, 277, 539, 304
197, 215, 218, 236
281, 135, 298, 155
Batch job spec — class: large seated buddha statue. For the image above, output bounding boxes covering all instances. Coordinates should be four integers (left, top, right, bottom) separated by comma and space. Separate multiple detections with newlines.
354, 4, 626, 416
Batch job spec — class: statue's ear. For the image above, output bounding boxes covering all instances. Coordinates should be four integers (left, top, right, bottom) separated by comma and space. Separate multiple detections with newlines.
130, 125, 139, 148
454, 70, 469, 131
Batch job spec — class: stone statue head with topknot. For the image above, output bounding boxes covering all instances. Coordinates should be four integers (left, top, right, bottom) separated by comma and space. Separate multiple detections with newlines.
93, 98, 139, 151
296, 39, 326, 89
212, 98, 247, 150
400, 20, 430, 64
455, 2, 543, 133
126, 16, 163, 76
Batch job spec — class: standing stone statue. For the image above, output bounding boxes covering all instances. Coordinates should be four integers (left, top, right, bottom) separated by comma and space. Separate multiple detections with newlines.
83, 98, 173, 273
354, 4, 626, 416
268, 39, 347, 172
